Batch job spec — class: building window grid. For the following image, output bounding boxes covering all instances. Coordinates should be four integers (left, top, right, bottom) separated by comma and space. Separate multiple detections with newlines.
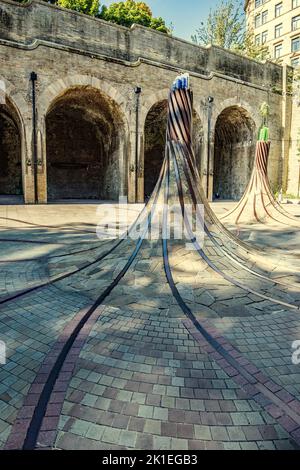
255, 13, 261, 28
292, 36, 300, 52
262, 30, 268, 44
275, 2, 283, 18
274, 43, 283, 58
292, 0, 299, 10
275, 23, 283, 38
255, 0, 268, 8
292, 16, 300, 32
262, 10, 268, 24
251, 0, 300, 64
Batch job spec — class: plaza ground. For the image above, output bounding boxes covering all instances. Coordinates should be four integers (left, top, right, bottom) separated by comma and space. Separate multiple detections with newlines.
0, 200, 299, 450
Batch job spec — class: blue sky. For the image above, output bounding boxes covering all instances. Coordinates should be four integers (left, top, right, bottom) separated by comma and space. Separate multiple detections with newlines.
104, 0, 223, 42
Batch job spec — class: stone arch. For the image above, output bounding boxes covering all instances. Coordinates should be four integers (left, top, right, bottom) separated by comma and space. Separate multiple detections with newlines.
0, 78, 27, 200
140, 89, 170, 131
211, 97, 260, 134
0, 76, 29, 121
45, 84, 128, 201
143, 97, 203, 200
39, 74, 128, 121
213, 104, 256, 200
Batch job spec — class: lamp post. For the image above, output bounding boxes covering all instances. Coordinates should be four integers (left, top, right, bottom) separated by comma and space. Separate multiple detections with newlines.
207, 96, 214, 199
134, 86, 142, 202
30, 71, 38, 204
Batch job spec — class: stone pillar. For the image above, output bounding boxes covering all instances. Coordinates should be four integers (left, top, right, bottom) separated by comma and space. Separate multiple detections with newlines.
128, 128, 137, 203
281, 65, 293, 194
22, 115, 35, 204
36, 118, 47, 203
136, 131, 144, 203
201, 121, 214, 202
287, 73, 300, 197
207, 136, 215, 202
127, 90, 144, 204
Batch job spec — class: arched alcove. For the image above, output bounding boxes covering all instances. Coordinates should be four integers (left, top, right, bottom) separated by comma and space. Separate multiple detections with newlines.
144, 100, 203, 200
213, 106, 256, 200
46, 86, 125, 201
0, 100, 22, 198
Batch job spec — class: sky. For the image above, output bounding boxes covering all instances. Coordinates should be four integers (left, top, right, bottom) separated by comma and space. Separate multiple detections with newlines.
104, 0, 223, 42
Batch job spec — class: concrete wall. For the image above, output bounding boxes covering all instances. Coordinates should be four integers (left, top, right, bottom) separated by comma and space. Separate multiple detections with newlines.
0, 0, 287, 203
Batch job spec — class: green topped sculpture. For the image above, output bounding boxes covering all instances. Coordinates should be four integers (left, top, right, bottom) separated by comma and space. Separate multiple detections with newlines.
221, 102, 299, 226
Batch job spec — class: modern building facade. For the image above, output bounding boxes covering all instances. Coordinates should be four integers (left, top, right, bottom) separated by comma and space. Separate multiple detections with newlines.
245, 0, 300, 68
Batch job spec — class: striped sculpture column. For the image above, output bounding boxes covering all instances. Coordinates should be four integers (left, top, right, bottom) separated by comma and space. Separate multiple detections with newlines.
221, 140, 300, 226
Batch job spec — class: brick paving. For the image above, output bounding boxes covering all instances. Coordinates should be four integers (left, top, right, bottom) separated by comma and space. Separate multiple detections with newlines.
0, 202, 299, 450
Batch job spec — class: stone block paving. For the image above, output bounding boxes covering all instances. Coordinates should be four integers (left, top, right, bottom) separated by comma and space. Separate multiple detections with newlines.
0, 202, 299, 450
0, 285, 91, 449
209, 313, 300, 402
50, 243, 298, 450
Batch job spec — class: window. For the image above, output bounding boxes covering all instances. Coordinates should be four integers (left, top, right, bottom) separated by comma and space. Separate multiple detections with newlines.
291, 57, 300, 68
275, 23, 283, 38
292, 36, 300, 52
262, 10, 268, 24
255, 34, 261, 46
255, 0, 267, 6
292, 0, 299, 9
275, 3, 282, 18
292, 16, 300, 32
274, 43, 283, 58
255, 14, 261, 28
262, 30, 268, 44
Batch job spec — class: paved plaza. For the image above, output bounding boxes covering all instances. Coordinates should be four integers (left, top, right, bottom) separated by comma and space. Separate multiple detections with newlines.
0, 200, 299, 450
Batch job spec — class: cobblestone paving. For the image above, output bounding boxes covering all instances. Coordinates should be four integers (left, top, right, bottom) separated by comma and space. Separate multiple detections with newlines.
0, 201, 299, 450
53, 247, 297, 450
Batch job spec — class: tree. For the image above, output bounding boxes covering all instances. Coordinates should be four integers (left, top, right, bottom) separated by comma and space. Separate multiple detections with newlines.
242, 27, 269, 62
57, 0, 100, 16
192, 0, 268, 61
99, 1, 169, 33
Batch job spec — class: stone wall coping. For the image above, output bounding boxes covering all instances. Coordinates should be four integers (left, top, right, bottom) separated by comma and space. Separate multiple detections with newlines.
0, 0, 282, 75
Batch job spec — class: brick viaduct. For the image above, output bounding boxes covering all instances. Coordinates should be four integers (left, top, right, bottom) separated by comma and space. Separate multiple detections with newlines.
0, 0, 294, 203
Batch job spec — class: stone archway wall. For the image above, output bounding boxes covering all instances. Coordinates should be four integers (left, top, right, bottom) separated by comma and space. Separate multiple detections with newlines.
143, 97, 203, 200
39, 75, 129, 203
0, 75, 30, 201
144, 100, 167, 199
45, 85, 127, 201
213, 106, 256, 200
0, 99, 22, 195
192, 112, 203, 172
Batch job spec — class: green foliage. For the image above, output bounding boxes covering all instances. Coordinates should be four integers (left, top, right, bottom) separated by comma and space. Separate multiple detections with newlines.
241, 27, 269, 62
191, 0, 243, 49
57, 0, 100, 16
23, 0, 170, 33
191, 0, 269, 61
99, 1, 169, 33
259, 102, 270, 121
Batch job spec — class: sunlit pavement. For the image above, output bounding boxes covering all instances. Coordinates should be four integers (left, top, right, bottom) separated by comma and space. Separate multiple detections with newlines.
0, 200, 299, 450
